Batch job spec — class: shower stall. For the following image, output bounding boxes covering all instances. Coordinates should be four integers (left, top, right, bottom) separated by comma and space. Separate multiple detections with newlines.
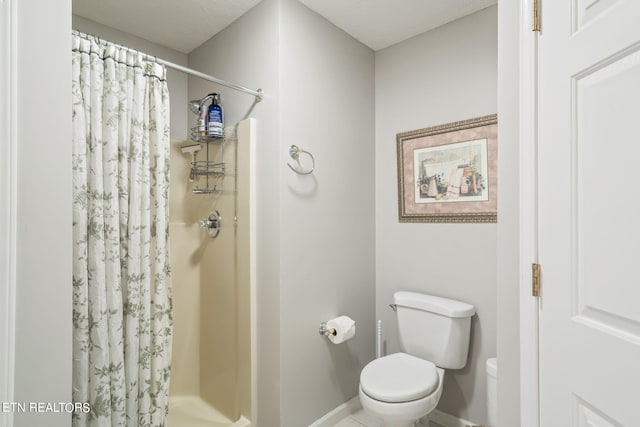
168, 117, 256, 427
70, 29, 257, 427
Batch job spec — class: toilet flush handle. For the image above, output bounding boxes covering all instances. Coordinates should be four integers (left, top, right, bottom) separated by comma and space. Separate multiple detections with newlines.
389, 304, 397, 311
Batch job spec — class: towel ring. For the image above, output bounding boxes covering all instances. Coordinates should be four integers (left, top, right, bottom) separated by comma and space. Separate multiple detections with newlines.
287, 145, 315, 175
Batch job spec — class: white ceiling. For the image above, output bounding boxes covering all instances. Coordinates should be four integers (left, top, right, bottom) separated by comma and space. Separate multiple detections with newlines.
299, 0, 498, 51
73, 0, 498, 54
72, 0, 263, 53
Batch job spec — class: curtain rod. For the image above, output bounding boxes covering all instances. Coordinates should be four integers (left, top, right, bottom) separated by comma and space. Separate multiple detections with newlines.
72, 29, 263, 102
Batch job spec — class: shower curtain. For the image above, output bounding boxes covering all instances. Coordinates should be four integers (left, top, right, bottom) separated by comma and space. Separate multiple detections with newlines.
71, 34, 172, 427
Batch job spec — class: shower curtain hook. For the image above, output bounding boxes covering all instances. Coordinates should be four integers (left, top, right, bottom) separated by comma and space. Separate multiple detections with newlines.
287, 145, 315, 175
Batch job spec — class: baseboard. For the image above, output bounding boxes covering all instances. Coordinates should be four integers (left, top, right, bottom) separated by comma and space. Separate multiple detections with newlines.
308, 396, 361, 427
428, 409, 482, 427
309, 397, 483, 427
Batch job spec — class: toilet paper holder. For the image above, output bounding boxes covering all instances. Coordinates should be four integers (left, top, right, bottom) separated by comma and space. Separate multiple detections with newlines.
318, 322, 336, 337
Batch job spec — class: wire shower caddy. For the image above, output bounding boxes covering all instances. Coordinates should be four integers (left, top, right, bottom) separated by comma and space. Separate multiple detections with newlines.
188, 95, 226, 194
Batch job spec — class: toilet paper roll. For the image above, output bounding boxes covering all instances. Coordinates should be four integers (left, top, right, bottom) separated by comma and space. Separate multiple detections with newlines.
326, 315, 356, 344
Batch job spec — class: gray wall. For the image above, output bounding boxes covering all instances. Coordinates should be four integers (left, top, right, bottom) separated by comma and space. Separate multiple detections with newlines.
13, 0, 72, 426
278, 0, 375, 425
374, 6, 498, 424
497, 0, 522, 425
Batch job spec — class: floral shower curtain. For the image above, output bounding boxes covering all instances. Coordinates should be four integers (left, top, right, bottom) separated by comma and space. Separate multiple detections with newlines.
71, 34, 172, 427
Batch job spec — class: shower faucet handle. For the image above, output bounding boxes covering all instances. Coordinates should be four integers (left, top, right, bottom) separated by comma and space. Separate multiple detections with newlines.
199, 218, 213, 229
199, 210, 222, 238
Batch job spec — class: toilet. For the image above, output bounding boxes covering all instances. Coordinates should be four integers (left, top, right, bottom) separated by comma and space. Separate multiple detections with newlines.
359, 291, 475, 427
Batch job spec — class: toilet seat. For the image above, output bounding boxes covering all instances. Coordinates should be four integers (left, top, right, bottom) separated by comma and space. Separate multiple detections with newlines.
360, 352, 439, 403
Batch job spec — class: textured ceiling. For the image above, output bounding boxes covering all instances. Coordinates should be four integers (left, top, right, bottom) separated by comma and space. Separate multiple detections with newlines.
72, 0, 263, 53
298, 0, 498, 51
73, 0, 498, 54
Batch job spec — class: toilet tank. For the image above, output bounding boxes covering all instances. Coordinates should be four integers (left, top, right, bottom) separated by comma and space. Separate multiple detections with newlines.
394, 291, 475, 369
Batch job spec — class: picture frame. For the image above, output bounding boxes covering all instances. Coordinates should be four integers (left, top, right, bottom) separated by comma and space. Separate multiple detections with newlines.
396, 114, 497, 223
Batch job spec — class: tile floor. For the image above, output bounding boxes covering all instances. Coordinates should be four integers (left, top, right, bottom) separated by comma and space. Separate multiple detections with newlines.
168, 397, 446, 427
333, 408, 443, 427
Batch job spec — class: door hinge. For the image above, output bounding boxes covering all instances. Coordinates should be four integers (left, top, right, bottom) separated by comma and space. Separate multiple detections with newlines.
532, 263, 541, 297
533, 0, 541, 32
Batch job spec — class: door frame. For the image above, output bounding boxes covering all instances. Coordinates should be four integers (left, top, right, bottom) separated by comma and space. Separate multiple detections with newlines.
0, 0, 17, 425
519, 0, 541, 426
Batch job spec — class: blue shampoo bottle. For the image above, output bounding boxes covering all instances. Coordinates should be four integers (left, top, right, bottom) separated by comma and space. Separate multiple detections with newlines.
207, 93, 224, 138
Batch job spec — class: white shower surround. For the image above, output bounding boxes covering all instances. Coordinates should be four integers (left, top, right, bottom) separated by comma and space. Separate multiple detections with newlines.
168, 119, 257, 426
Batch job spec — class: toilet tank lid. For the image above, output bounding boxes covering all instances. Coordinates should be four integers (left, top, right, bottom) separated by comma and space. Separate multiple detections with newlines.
394, 292, 475, 318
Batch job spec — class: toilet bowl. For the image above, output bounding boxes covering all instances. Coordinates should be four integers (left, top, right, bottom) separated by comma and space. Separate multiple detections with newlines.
359, 292, 475, 427
359, 353, 444, 427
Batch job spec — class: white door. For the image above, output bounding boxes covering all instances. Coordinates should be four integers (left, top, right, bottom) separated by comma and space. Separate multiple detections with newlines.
538, 0, 640, 426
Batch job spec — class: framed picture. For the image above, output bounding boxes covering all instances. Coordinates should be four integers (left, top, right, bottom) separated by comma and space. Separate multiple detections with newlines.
396, 114, 497, 223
